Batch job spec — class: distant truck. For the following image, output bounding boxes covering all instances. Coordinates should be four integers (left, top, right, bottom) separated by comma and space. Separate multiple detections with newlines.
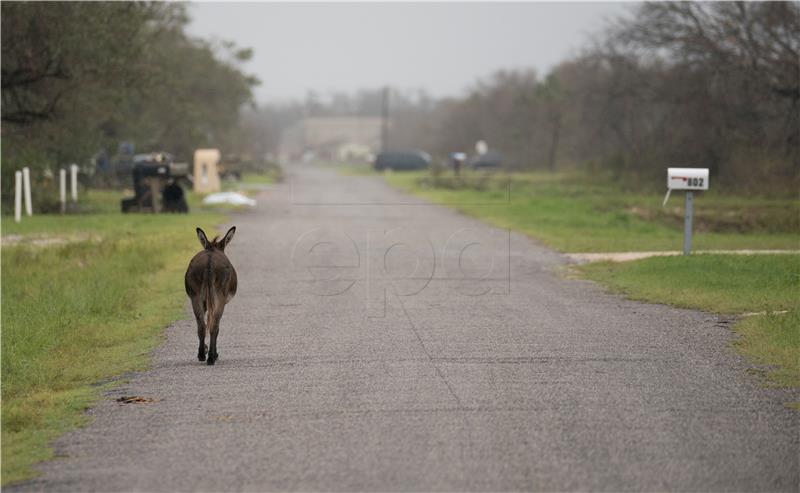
121, 152, 189, 213
218, 153, 274, 180
468, 150, 505, 169
373, 150, 431, 171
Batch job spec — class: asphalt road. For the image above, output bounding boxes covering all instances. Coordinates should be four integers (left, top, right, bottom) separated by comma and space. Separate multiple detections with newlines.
14, 165, 799, 491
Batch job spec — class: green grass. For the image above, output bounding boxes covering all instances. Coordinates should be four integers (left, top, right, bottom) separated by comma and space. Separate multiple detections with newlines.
735, 310, 800, 389
30, 186, 244, 216
579, 254, 799, 314
580, 254, 800, 387
1, 208, 225, 485
69, 186, 256, 215
384, 170, 799, 253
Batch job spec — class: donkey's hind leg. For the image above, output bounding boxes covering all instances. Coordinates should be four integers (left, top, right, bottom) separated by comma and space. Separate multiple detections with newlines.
191, 296, 207, 361
207, 309, 224, 366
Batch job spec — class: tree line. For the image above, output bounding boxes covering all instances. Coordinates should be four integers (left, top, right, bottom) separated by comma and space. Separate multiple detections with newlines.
248, 2, 799, 194
3, 2, 797, 201
1, 1, 257, 204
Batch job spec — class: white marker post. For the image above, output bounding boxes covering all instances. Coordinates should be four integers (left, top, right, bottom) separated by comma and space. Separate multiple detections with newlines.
70, 164, 79, 202
664, 168, 709, 255
22, 166, 32, 216
14, 171, 22, 223
60, 168, 67, 214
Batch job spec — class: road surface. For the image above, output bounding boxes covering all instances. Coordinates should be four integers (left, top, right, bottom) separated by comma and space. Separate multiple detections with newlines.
14, 165, 799, 491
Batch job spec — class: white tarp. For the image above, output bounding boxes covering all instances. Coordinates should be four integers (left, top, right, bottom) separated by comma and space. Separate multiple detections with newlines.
202, 191, 256, 207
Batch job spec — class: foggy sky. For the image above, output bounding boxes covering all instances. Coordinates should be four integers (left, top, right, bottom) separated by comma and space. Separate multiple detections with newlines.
187, 2, 633, 104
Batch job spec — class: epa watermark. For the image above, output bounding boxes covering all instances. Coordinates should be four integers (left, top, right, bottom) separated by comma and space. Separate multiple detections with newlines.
290, 226, 511, 317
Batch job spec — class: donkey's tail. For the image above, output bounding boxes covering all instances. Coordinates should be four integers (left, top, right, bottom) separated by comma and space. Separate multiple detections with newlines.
204, 256, 214, 337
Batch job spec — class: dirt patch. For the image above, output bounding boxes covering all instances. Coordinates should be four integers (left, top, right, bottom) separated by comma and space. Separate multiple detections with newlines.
116, 396, 157, 404
568, 249, 800, 264
1, 233, 97, 247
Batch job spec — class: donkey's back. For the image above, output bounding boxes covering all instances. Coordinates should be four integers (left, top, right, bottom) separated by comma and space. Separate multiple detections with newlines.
185, 227, 237, 365
185, 249, 237, 304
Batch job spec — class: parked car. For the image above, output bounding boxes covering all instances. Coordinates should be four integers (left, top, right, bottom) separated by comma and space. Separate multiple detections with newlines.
468, 150, 505, 169
373, 150, 431, 171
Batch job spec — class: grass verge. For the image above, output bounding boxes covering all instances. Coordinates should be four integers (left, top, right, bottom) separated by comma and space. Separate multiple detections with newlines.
383, 170, 799, 252
1, 210, 225, 485
580, 254, 800, 388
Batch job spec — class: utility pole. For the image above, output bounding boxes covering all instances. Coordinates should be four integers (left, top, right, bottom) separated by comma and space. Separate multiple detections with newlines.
381, 86, 390, 152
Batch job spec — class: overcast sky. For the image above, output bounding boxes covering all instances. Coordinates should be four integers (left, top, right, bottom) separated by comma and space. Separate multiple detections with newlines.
186, 2, 633, 104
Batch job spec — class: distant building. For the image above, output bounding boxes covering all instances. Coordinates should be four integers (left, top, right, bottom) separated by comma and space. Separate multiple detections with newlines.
280, 116, 385, 163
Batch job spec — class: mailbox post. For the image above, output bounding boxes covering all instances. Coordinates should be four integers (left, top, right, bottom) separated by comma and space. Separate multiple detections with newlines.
664, 168, 709, 255
683, 191, 693, 255
450, 152, 466, 176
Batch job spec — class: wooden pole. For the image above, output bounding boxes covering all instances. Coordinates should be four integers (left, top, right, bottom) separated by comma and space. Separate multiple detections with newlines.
381, 86, 390, 152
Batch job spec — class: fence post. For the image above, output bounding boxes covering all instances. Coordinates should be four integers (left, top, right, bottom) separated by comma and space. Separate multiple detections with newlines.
15, 171, 22, 223
70, 164, 79, 202
22, 167, 33, 216
60, 168, 67, 214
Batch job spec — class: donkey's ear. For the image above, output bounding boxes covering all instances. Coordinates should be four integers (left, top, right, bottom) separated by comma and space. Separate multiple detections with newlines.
220, 226, 236, 248
196, 227, 210, 249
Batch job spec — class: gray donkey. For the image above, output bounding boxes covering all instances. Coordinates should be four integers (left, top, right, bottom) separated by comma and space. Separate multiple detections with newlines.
185, 227, 238, 365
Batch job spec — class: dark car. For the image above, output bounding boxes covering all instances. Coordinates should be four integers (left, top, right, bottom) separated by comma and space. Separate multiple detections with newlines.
468, 150, 505, 169
373, 150, 431, 171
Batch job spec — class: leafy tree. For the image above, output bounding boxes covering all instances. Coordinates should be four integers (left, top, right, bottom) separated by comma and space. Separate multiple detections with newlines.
1, 1, 258, 206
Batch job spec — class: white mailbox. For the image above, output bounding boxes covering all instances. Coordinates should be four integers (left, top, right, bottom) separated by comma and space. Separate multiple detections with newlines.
664, 167, 710, 256
667, 167, 709, 190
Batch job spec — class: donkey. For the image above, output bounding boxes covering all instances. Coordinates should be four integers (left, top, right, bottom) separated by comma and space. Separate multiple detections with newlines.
185, 227, 238, 365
